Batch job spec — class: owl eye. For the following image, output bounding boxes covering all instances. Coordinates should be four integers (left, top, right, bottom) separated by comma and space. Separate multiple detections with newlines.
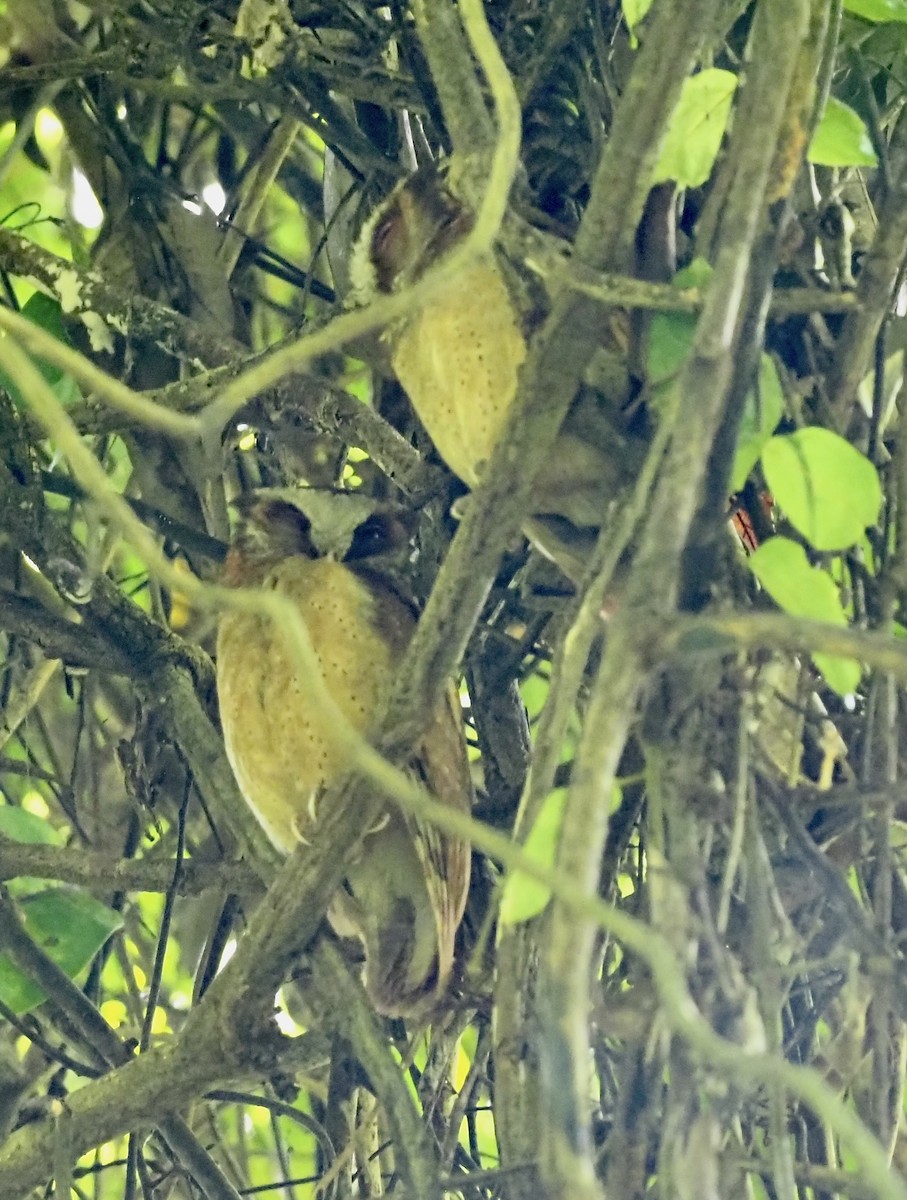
370, 205, 407, 289
372, 213, 397, 256
346, 513, 403, 561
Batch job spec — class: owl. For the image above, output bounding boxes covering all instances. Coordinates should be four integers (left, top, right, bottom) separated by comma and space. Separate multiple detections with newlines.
350, 164, 528, 488
349, 165, 631, 583
217, 489, 472, 1016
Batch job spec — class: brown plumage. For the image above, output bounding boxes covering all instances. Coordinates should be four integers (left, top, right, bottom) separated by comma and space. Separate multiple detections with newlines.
217, 490, 472, 1016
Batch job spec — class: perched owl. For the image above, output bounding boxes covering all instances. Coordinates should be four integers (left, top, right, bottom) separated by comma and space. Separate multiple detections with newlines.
350, 165, 631, 582
350, 164, 528, 488
217, 489, 472, 1016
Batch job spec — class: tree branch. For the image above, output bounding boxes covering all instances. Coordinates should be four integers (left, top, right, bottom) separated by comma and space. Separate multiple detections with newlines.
0, 837, 257, 896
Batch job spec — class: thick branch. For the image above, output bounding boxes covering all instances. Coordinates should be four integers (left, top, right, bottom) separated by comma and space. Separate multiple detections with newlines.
411, 0, 494, 155
541, 0, 812, 1196
0, 226, 242, 369
0, 837, 257, 896
827, 107, 907, 426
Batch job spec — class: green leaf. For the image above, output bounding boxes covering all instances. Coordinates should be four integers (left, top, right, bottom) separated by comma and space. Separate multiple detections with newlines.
647, 260, 712, 386
653, 69, 738, 187
0, 806, 63, 846
0, 293, 82, 406
857, 350, 902, 431
674, 258, 713, 290
499, 790, 567, 925
21, 294, 71, 378
0, 889, 123, 1014
648, 313, 695, 384
844, 0, 907, 22
809, 98, 877, 167
749, 538, 845, 622
762, 428, 881, 551
731, 354, 785, 492
0, 805, 67, 897
748, 537, 861, 695
814, 653, 860, 697
622, 0, 654, 30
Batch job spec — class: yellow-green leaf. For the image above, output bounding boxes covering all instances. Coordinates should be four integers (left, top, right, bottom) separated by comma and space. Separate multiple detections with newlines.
748, 537, 861, 695
762, 428, 881, 551
622, 0, 654, 30
499, 790, 567, 926
653, 69, 738, 187
843, 0, 907, 22
809, 98, 877, 167
731, 354, 784, 492
0, 890, 123, 1014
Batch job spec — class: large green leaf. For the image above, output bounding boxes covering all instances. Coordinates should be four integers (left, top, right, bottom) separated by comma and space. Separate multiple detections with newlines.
809, 98, 877, 167
748, 537, 861, 695
0, 804, 67, 897
844, 0, 907, 22
648, 312, 696, 385
762, 427, 881, 551
0, 889, 123, 1014
647, 259, 713, 386
653, 69, 738, 187
0, 805, 63, 847
0, 293, 82, 406
499, 790, 567, 926
621, 0, 654, 30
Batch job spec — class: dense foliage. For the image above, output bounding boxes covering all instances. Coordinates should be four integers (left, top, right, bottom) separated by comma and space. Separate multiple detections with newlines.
2, 1, 907, 1198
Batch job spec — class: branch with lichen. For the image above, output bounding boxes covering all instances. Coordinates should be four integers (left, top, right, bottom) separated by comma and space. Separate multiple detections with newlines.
0, 835, 257, 896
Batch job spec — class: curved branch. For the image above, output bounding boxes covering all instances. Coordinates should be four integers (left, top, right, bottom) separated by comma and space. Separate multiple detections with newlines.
410, 0, 494, 155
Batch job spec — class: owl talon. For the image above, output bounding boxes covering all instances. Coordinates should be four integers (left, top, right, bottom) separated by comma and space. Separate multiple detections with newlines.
306, 788, 321, 828
291, 813, 312, 847
366, 811, 391, 837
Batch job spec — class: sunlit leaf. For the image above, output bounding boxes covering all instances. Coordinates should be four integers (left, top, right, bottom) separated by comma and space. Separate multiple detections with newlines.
748, 537, 861, 694
762, 428, 881, 550
499, 790, 567, 925
809, 98, 877, 167
0, 805, 63, 846
0, 805, 67, 897
622, 0, 654, 29
674, 258, 713, 291
653, 69, 738, 186
731, 354, 785, 491
0, 890, 123, 1014
857, 350, 902, 431
843, 0, 907, 22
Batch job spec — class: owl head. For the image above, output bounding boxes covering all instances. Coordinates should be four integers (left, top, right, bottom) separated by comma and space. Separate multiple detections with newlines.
227, 489, 409, 577
349, 163, 474, 304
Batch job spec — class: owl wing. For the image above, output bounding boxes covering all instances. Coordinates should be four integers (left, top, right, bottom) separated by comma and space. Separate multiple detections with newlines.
353, 566, 472, 914
408, 682, 473, 983
339, 565, 473, 1011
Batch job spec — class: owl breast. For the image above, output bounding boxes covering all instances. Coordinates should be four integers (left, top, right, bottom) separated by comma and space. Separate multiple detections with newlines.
390, 260, 527, 486
216, 557, 413, 854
